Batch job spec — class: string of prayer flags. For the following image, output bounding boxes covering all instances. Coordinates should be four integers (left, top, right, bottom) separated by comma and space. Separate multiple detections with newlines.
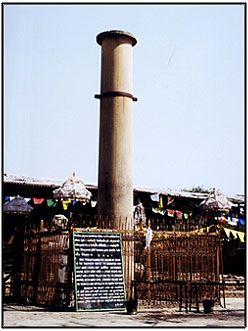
149, 206, 193, 221
152, 208, 166, 215
223, 228, 245, 243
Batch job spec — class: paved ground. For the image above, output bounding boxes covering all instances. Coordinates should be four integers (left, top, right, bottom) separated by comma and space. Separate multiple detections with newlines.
2, 297, 246, 328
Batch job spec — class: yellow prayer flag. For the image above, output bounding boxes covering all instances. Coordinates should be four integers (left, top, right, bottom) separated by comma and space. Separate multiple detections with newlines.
62, 199, 71, 210
159, 195, 163, 209
223, 227, 245, 243
237, 231, 245, 243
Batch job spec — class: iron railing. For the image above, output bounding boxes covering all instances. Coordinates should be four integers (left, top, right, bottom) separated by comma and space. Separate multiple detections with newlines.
3, 218, 224, 311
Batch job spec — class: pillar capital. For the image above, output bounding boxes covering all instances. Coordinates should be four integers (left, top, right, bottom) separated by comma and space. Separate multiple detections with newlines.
96, 30, 137, 47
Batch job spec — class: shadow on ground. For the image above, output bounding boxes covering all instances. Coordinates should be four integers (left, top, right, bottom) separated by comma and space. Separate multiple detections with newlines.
131, 310, 245, 327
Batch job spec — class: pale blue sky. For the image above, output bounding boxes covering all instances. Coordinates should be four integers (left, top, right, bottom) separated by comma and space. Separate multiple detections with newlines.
4, 4, 245, 195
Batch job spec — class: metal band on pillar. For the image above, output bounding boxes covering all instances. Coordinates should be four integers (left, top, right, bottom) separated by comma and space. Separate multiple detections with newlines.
95, 91, 138, 102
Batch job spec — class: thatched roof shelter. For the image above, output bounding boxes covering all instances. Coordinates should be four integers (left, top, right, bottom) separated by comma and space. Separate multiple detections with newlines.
53, 173, 92, 202
199, 188, 234, 210
3, 196, 33, 215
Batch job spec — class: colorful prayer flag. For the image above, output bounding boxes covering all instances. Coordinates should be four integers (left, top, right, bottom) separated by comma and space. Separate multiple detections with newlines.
176, 210, 183, 219
33, 198, 45, 204
159, 195, 163, 208
3, 196, 10, 203
167, 196, 174, 205
62, 199, 71, 210
145, 227, 153, 248
167, 209, 175, 217
46, 199, 57, 208
150, 193, 159, 202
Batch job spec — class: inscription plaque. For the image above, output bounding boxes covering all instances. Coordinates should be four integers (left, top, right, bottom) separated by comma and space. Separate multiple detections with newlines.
73, 231, 126, 311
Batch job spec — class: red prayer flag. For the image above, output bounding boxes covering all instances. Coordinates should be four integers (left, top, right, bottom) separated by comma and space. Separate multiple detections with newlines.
33, 198, 45, 205
176, 210, 183, 219
167, 196, 174, 205
167, 209, 175, 217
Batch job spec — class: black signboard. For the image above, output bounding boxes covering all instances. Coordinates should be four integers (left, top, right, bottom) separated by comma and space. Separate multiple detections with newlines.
73, 231, 126, 311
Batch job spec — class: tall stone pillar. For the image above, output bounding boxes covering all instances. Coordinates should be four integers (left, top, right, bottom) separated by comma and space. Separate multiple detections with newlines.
95, 30, 137, 230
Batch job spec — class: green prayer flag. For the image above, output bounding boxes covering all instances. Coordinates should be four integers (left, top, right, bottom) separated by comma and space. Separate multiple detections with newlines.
46, 199, 57, 208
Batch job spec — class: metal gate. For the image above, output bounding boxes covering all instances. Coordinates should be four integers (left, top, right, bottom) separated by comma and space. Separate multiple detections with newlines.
128, 231, 223, 310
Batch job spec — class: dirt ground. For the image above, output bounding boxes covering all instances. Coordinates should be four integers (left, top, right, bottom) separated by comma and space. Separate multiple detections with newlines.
2, 297, 246, 328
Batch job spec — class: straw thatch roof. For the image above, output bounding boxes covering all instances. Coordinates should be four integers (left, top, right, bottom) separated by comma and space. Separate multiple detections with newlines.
3, 196, 33, 214
199, 189, 234, 210
53, 173, 92, 202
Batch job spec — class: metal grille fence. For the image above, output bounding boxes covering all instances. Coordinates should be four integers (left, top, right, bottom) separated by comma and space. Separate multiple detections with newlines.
19, 231, 71, 307
4, 220, 223, 311
121, 230, 222, 310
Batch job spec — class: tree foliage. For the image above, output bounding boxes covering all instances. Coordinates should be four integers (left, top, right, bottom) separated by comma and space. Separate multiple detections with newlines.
183, 186, 210, 193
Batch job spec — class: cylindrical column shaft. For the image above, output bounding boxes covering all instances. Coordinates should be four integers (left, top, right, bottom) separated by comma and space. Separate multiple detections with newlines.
95, 30, 137, 229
